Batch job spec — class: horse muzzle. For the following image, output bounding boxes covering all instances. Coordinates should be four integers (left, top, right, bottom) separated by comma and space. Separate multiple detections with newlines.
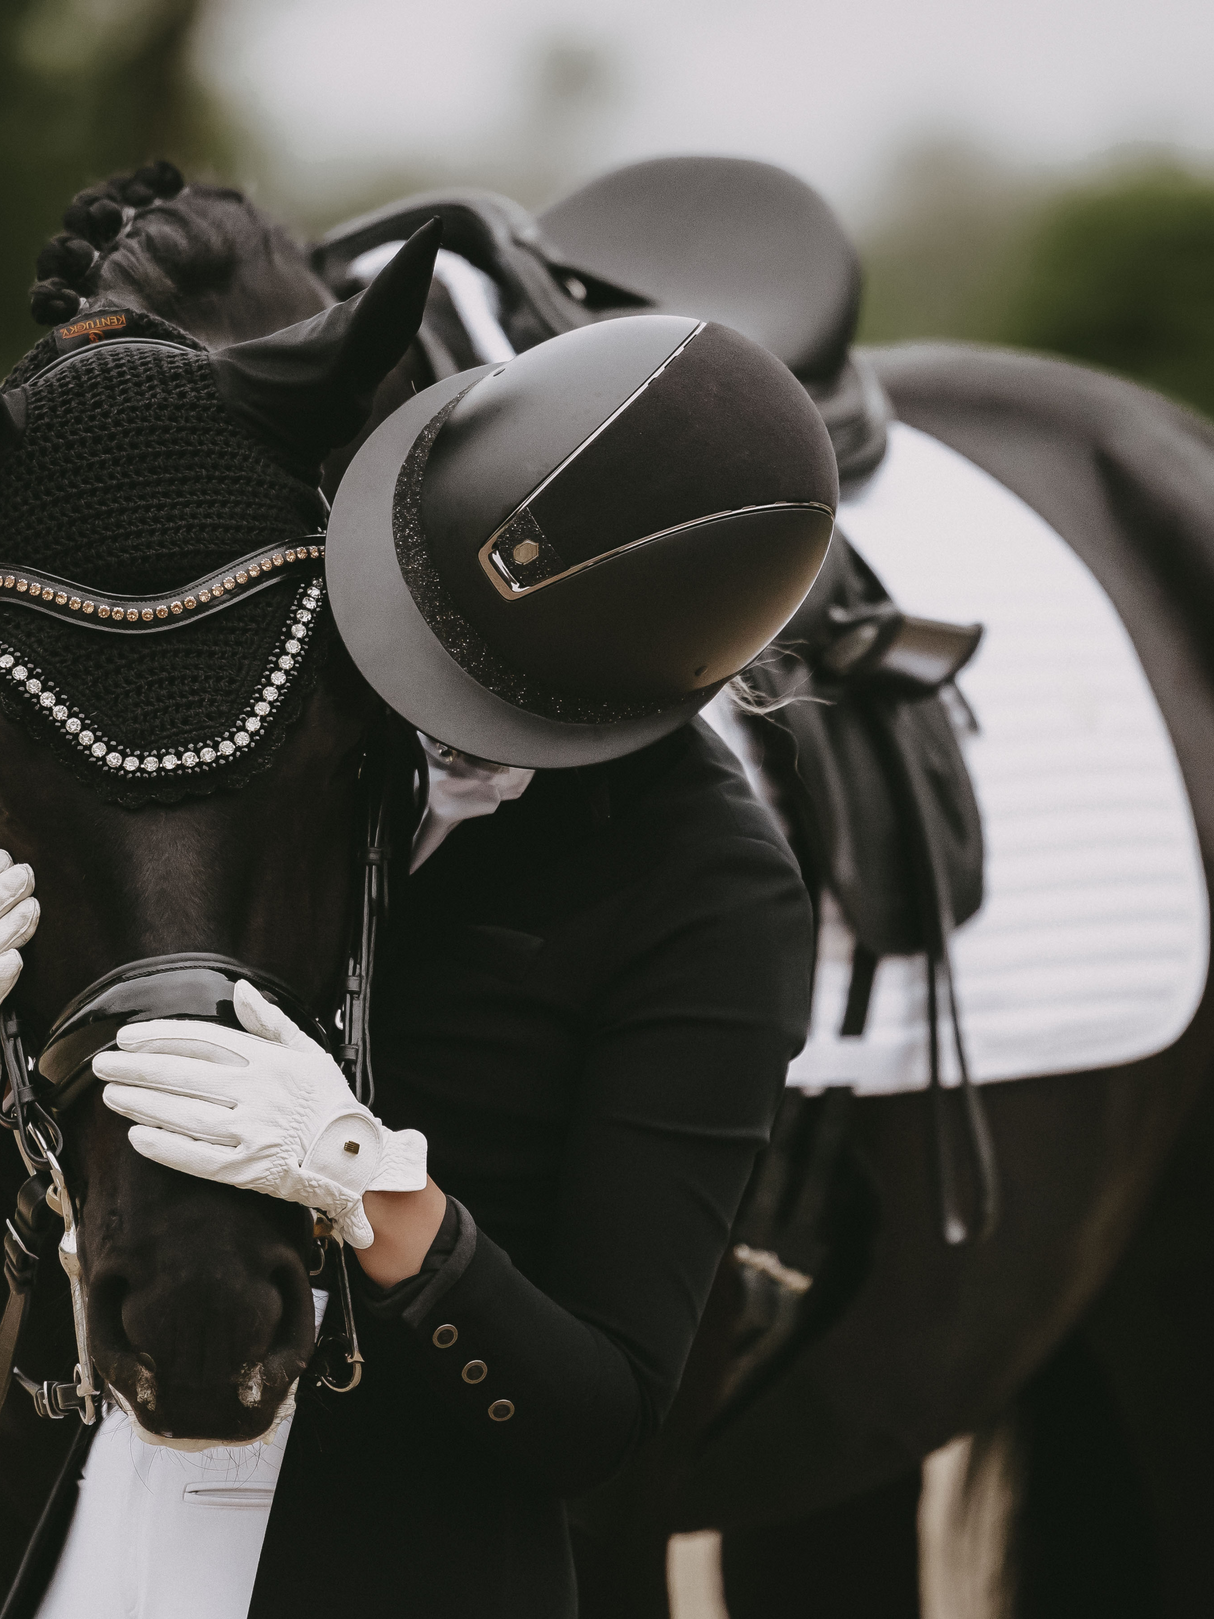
0, 953, 362, 1430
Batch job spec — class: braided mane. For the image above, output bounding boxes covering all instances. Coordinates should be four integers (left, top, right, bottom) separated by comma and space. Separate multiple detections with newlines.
29, 162, 332, 348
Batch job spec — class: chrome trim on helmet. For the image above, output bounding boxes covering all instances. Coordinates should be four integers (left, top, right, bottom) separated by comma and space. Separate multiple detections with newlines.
480, 500, 836, 602
474, 321, 707, 598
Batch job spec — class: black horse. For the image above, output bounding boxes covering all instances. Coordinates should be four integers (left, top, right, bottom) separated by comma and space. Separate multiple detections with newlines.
634, 342, 1214, 1619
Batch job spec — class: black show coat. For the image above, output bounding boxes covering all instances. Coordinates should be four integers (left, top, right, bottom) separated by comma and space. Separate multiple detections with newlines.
250, 719, 812, 1618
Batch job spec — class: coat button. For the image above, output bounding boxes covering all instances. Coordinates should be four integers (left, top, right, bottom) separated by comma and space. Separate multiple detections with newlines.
488, 1400, 514, 1422
432, 1324, 458, 1349
462, 1359, 488, 1384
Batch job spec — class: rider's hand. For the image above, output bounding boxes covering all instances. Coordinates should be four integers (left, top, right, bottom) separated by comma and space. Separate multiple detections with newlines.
0, 849, 38, 1002
95, 980, 427, 1248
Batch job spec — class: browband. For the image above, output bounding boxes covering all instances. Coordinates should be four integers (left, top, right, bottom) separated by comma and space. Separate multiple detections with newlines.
0, 538, 325, 633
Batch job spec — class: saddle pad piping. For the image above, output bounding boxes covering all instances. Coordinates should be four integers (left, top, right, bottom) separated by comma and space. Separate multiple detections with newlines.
0, 539, 324, 631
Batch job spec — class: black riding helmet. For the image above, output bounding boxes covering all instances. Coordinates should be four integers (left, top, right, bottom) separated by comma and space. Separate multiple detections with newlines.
326, 312, 836, 766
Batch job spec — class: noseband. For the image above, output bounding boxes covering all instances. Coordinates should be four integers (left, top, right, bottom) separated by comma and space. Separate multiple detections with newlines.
0, 533, 413, 1429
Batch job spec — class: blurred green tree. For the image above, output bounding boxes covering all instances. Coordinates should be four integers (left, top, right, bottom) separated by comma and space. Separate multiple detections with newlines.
0, 0, 236, 374
997, 166, 1214, 416
858, 144, 1214, 418
857, 142, 1043, 347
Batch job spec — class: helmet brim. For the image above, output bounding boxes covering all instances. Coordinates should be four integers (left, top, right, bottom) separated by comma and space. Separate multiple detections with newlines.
326, 367, 712, 768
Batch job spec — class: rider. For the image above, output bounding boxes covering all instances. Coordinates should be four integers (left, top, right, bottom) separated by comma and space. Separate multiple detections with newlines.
0, 224, 833, 1617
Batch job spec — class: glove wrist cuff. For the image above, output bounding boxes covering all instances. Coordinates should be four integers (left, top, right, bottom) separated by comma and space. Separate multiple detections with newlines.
367, 1127, 428, 1193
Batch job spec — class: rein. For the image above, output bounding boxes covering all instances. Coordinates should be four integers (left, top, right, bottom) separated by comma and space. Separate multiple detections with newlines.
0, 551, 419, 1430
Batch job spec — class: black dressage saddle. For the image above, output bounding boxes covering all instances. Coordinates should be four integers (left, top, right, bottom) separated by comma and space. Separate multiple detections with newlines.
317, 161, 997, 1398
314, 155, 889, 488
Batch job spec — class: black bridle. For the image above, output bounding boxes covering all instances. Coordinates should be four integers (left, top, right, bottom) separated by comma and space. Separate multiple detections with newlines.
0, 545, 422, 1430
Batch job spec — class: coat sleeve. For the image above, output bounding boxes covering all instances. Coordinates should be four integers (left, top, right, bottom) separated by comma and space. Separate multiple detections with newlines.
360, 827, 813, 1496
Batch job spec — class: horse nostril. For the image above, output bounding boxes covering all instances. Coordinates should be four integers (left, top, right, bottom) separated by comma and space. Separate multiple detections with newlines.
131, 1351, 159, 1412
269, 1260, 321, 1363
86, 1272, 165, 1412
87, 1272, 133, 1367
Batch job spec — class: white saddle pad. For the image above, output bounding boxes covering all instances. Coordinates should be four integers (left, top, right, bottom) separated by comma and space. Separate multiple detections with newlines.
708, 422, 1208, 1094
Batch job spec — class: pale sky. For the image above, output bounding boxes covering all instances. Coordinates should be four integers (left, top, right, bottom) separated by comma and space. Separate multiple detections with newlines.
204, 0, 1214, 223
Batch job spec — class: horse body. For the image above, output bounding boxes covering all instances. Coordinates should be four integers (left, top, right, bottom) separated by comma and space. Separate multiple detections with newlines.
562, 335, 1214, 1619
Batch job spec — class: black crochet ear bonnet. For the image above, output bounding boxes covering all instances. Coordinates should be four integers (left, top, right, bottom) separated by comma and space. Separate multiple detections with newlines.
0, 210, 443, 806
0, 312, 331, 805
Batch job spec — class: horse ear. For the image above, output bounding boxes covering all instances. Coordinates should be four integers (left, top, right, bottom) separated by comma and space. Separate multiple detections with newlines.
0, 389, 26, 457
210, 217, 442, 467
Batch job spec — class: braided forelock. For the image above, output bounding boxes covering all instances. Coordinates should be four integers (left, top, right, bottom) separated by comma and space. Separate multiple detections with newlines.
29, 164, 332, 348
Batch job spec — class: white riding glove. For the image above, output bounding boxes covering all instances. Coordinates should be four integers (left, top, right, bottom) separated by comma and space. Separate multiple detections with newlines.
96, 980, 427, 1248
0, 849, 39, 1002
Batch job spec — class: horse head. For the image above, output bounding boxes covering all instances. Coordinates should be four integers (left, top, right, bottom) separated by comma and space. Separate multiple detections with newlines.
0, 195, 441, 1445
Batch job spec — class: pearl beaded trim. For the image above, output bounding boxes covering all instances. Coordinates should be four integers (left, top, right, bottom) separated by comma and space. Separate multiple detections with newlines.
0, 580, 324, 779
